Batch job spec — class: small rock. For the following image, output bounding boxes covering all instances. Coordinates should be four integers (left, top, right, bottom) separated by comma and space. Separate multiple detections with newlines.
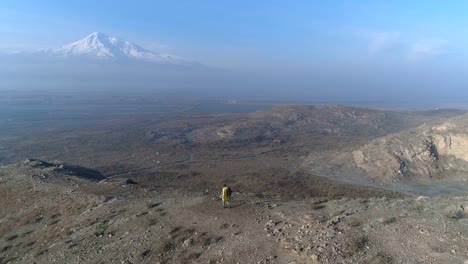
416, 196, 430, 201
265, 220, 278, 228
122, 178, 137, 185
182, 238, 193, 247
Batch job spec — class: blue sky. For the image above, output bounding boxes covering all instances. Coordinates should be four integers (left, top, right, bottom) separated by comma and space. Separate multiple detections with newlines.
2, 0, 467, 70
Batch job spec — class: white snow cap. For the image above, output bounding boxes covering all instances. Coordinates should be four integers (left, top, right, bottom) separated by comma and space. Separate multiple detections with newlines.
52, 32, 193, 64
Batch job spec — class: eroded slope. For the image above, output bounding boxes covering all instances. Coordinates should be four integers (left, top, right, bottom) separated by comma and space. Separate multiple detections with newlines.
305, 113, 468, 184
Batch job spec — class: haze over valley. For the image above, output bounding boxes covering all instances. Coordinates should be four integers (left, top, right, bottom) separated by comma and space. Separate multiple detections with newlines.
2, 30, 468, 108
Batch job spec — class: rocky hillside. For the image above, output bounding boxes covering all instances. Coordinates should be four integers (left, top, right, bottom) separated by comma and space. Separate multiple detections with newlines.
352, 113, 468, 183
189, 105, 464, 145
305, 113, 468, 184
0, 160, 466, 264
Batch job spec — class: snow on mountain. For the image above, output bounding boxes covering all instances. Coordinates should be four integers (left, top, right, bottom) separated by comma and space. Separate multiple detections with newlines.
44, 32, 194, 65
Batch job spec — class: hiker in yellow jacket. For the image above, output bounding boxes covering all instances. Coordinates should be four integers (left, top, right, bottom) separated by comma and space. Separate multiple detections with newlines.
221, 184, 231, 208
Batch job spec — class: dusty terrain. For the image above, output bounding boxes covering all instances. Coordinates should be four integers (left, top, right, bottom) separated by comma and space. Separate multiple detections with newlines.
0, 160, 466, 264
0, 101, 467, 263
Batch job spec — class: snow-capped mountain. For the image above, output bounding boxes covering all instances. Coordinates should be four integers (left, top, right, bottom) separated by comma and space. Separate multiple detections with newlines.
42, 32, 193, 65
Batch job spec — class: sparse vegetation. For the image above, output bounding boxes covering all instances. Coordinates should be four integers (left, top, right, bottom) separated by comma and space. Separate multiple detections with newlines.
0, 245, 12, 253
163, 241, 175, 252
202, 237, 212, 247
382, 217, 397, 225
21, 230, 34, 237
184, 252, 202, 262
147, 202, 163, 209
24, 241, 36, 247
5, 234, 18, 241
312, 204, 325, 210
169, 226, 182, 235
148, 218, 158, 226
94, 221, 112, 237
140, 249, 151, 258
346, 218, 362, 228
34, 248, 48, 257
49, 219, 60, 225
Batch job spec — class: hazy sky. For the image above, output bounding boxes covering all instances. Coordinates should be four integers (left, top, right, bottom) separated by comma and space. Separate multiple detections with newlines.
1, 1, 468, 105
2, 1, 467, 68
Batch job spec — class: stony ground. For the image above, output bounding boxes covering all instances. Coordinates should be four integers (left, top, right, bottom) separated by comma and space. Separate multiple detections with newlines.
0, 161, 467, 264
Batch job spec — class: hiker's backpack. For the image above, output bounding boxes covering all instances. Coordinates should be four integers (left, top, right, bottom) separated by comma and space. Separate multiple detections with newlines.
227, 187, 232, 197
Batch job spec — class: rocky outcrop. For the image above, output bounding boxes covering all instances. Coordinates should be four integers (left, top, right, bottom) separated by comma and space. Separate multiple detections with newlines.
351, 114, 468, 182
20, 159, 105, 181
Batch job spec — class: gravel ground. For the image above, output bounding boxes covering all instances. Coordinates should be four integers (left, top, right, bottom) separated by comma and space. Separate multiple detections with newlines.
0, 161, 466, 264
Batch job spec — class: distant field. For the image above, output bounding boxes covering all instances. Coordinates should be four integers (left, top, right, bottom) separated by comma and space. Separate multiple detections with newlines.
188, 103, 272, 113
0, 101, 273, 136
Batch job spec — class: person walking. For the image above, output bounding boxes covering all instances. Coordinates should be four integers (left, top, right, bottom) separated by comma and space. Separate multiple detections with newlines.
221, 184, 232, 208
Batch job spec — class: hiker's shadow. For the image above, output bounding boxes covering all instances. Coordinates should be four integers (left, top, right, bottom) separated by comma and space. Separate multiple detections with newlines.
230, 201, 246, 208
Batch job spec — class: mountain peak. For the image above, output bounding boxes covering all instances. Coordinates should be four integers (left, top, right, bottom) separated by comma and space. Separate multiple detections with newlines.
85, 32, 116, 43
89, 31, 106, 37
47, 32, 194, 65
